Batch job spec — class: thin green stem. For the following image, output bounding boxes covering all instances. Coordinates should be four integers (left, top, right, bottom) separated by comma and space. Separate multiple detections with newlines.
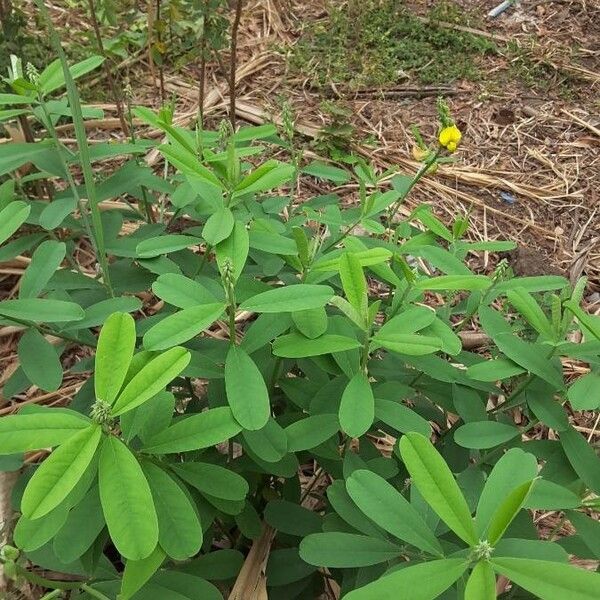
80, 584, 112, 600
384, 150, 439, 234
491, 346, 557, 414
269, 356, 283, 393
35, 0, 113, 295
125, 92, 154, 222
37, 97, 96, 262
39, 591, 63, 600
8, 316, 97, 348
360, 328, 371, 372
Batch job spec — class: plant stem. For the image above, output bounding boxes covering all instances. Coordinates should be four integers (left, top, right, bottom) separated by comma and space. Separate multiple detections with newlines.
360, 328, 370, 372
35, 0, 113, 295
491, 346, 557, 414
229, 0, 243, 128
384, 150, 439, 234
9, 316, 97, 348
86, 0, 129, 134
36, 97, 97, 268
269, 356, 282, 393
80, 584, 112, 600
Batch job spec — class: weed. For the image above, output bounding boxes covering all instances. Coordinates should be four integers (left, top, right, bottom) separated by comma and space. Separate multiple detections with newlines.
290, 0, 496, 88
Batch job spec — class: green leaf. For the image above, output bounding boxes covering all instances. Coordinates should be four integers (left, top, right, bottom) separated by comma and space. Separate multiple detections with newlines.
377, 306, 436, 337
465, 561, 496, 600
225, 345, 270, 430
95, 312, 136, 404
454, 421, 521, 450
524, 480, 581, 510
487, 479, 536, 544
374, 398, 431, 437
232, 161, 294, 198
241, 417, 288, 462
421, 318, 462, 356
14, 504, 68, 552
285, 414, 340, 452
53, 484, 105, 564
299, 532, 401, 567
0, 200, 31, 244
466, 358, 526, 381
339, 252, 368, 317
202, 207, 234, 246
39, 55, 104, 94
301, 161, 350, 183
0, 298, 84, 323
173, 462, 249, 501
111, 347, 191, 416
240, 284, 334, 313
159, 142, 223, 189
415, 275, 492, 291
143, 303, 225, 351
567, 373, 600, 410
273, 332, 360, 358
0, 411, 89, 455
142, 407, 241, 454
339, 373, 374, 438
21, 424, 101, 519
312, 248, 392, 272
566, 510, 600, 557
18, 328, 63, 392
216, 221, 249, 282
152, 274, 217, 309
121, 547, 165, 600
143, 463, 202, 560
19, 240, 65, 298
346, 469, 443, 556
399, 432, 477, 545
560, 426, 600, 494
506, 288, 554, 338
493, 333, 564, 390
371, 333, 442, 356
491, 557, 600, 600
99, 436, 158, 560
564, 300, 600, 342
136, 235, 201, 258
292, 307, 328, 339
476, 448, 538, 535
343, 558, 468, 600
264, 499, 322, 536
66, 296, 142, 330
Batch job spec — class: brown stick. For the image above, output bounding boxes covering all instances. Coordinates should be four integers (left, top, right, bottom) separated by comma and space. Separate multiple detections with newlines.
86, 0, 129, 135
229, 0, 243, 129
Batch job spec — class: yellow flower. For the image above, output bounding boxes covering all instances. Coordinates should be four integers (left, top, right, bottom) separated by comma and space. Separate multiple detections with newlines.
438, 125, 462, 153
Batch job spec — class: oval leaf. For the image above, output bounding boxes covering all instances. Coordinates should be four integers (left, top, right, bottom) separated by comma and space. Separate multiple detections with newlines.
21, 425, 101, 519
399, 432, 477, 545
99, 436, 158, 560
225, 345, 270, 430
111, 347, 190, 416
95, 312, 136, 404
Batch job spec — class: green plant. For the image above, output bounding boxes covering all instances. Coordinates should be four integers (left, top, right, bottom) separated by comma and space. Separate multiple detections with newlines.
1, 32, 600, 600
290, 0, 496, 88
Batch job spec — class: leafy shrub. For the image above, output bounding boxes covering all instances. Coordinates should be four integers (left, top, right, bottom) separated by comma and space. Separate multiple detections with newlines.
1, 35, 600, 600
